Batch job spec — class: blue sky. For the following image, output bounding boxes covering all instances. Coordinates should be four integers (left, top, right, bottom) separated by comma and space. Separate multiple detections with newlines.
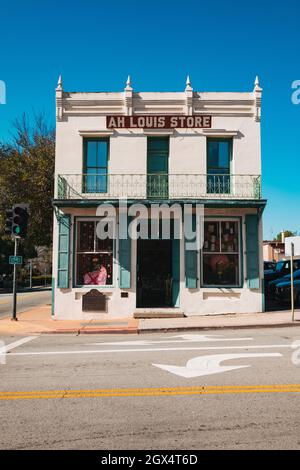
0, 0, 299, 239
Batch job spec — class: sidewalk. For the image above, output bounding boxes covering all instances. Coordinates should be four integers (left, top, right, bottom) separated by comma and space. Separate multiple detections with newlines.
0, 304, 300, 336
0, 306, 139, 335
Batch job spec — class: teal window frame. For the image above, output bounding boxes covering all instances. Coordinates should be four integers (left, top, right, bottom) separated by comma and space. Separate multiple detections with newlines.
73, 216, 115, 288
201, 217, 243, 288
207, 138, 232, 194
147, 136, 169, 198
83, 138, 109, 193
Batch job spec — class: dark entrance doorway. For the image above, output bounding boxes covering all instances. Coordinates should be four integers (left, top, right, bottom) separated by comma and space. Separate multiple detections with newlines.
137, 239, 175, 308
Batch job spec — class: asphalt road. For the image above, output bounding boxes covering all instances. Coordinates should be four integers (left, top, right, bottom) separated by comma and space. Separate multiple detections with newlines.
0, 289, 51, 318
1, 327, 300, 450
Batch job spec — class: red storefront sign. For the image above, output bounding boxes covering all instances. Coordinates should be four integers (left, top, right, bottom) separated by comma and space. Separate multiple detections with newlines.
106, 115, 212, 129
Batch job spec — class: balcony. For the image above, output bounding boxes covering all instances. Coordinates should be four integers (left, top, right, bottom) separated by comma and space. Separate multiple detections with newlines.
56, 174, 262, 201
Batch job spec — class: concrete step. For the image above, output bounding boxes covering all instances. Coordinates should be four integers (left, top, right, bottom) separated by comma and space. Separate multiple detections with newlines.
134, 310, 185, 319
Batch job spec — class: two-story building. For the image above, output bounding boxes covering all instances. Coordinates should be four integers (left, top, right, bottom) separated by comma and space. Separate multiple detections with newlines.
52, 76, 266, 320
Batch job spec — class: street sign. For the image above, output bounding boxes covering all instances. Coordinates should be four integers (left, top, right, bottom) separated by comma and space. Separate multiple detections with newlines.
285, 236, 300, 256
9, 256, 23, 265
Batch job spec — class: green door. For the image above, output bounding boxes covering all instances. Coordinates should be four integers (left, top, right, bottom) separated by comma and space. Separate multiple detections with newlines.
147, 137, 169, 198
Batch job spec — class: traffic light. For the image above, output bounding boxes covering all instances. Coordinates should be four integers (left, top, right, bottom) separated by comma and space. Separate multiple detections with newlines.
4, 209, 13, 235
12, 204, 29, 239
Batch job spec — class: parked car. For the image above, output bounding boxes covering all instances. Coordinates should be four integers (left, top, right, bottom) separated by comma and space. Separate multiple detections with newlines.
274, 279, 300, 306
264, 261, 276, 271
267, 268, 300, 298
264, 259, 300, 288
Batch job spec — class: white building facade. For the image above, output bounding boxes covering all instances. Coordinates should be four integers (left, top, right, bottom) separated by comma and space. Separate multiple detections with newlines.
52, 76, 266, 320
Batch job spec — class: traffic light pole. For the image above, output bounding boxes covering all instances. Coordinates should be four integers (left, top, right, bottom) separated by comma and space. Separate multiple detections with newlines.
291, 242, 295, 322
12, 237, 19, 321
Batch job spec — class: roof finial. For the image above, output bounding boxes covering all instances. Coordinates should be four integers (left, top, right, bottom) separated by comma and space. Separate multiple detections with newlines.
186, 75, 192, 91
125, 75, 132, 91
56, 75, 63, 91
254, 75, 262, 91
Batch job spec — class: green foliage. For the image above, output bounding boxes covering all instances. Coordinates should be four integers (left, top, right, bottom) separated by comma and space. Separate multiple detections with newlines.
0, 113, 55, 246
274, 230, 297, 241
0, 238, 14, 275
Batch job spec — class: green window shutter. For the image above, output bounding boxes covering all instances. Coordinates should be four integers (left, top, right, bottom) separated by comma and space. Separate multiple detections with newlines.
185, 250, 197, 288
246, 214, 260, 289
57, 215, 71, 289
119, 222, 131, 288
185, 214, 198, 289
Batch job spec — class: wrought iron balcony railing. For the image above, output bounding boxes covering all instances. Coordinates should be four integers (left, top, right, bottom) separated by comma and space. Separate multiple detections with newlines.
56, 173, 262, 200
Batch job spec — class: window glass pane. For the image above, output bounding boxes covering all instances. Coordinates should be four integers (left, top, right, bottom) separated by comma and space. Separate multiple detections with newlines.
77, 253, 113, 286
219, 142, 230, 169
97, 141, 108, 167
208, 140, 231, 174
84, 175, 96, 193
84, 170, 107, 193
95, 171, 107, 192
208, 142, 219, 168
77, 221, 95, 252
203, 222, 220, 252
86, 141, 97, 167
148, 137, 169, 152
203, 254, 239, 286
96, 232, 113, 253
221, 221, 239, 252
149, 155, 168, 172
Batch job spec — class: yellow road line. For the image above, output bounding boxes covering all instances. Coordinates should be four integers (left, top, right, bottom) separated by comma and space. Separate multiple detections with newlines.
1, 384, 300, 400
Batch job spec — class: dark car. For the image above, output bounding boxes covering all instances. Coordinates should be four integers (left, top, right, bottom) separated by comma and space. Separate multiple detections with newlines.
264, 259, 300, 288
267, 268, 300, 298
264, 261, 276, 271
274, 279, 300, 306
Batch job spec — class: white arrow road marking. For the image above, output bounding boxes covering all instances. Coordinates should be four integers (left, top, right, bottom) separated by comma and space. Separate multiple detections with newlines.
3, 336, 37, 353
168, 334, 252, 342
1, 336, 37, 364
87, 334, 253, 347
152, 353, 282, 378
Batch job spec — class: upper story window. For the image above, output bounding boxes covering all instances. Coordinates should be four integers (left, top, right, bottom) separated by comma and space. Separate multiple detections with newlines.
147, 137, 169, 198
83, 138, 109, 193
207, 139, 232, 194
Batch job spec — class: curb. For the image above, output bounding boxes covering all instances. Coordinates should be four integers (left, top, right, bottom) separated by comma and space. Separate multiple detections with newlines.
31, 322, 300, 335
36, 327, 139, 335
138, 322, 300, 334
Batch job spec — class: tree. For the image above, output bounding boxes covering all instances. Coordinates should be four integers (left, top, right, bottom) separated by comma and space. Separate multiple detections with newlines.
0, 113, 55, 246
274, 230, 297, 242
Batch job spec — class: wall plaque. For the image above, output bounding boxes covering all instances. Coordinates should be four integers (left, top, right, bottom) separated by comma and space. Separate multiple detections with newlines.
82, 290, 107, 312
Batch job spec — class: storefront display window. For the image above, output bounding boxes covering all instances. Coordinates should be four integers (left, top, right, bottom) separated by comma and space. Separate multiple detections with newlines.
202, 219, 240, 286
76, 220, 113, 286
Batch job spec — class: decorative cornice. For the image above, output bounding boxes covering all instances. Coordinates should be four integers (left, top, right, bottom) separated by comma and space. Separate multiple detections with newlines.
57, 91, 259, 120
78, 130, 114, 137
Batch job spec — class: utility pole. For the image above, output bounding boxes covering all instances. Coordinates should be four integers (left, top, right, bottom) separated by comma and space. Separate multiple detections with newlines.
29, 260, 33, 290
12, 237, 19, 321
291, 242, 295, 322
4, 203, 30, 322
